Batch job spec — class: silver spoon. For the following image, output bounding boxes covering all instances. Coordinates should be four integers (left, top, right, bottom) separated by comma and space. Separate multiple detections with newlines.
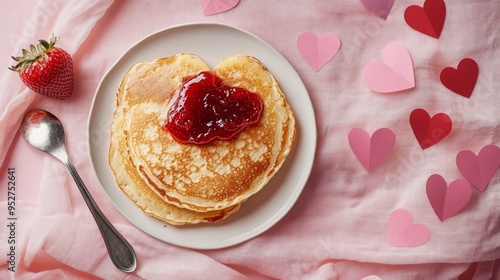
20, 109, 137, 273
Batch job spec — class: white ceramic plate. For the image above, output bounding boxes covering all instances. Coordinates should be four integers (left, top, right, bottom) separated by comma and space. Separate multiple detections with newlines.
88, 22, 316, 250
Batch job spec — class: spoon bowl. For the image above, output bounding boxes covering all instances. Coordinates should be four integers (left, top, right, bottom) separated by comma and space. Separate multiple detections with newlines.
20, 109, 137, 272
20, 109, 67, 160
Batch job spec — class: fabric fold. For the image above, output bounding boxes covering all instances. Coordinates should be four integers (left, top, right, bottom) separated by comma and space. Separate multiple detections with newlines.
0, 0, 115, 167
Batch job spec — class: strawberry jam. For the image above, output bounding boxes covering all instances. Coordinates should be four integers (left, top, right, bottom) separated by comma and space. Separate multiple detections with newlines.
164, 71, 263, 144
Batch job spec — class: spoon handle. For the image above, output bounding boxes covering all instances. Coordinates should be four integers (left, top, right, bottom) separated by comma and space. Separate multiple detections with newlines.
65, 159, 137, 272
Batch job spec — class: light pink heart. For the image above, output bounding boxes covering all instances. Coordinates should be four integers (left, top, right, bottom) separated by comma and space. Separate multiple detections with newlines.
348, 128, 395, 172
364, 43, 415, 93
426, 174, 472, 221
361, 0, 395, 19
387, 209, 430, 247
456, 144, 500, 192
297, 32, 341, 72
200, 0, 239, 16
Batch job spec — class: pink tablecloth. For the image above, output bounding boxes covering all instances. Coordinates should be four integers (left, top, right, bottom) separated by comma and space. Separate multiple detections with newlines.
1, 1, 499, 279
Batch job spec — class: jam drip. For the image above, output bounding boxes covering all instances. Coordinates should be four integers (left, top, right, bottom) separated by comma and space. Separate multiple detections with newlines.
164, 71, 263, 144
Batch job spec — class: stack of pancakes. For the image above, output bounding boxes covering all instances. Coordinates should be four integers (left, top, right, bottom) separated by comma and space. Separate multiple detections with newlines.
109, 54, 296, 225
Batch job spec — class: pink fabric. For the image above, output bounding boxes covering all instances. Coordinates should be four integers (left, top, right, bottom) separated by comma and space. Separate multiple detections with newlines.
1, 0, 499, 279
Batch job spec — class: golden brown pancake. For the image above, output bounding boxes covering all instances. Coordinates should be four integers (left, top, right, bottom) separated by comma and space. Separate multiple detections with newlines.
109, 54, 240, 224
109, 105, 240, 224
109, 53, 296, 224
124, 55, 296, 212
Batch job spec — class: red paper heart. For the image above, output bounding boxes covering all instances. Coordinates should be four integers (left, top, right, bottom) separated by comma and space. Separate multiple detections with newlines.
409, 108, 452, 150
440, 58, 479, 98
459, 263, 479, 280
404, 0, 446, 38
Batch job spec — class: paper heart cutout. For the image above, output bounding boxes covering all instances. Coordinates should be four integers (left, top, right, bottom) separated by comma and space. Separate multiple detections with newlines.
361, 0, 395, 19
456, 145, 500, 192
440, 58, 479, 98
404, 0, 446, 38
426, 174, 472, 221
363, 43, 415, 93
297, 32, 341, 72
409, 108, 452, 150
200, 0, 239, 16
387, 209, 430, 247
348, 128, 396, 171
459, 263, 479, 280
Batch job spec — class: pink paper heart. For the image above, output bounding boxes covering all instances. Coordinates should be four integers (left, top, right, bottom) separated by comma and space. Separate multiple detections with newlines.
456, 145, 500, 192
426, 174, 472, 221
200, 0, 239, 16
364, 43, 415, 93
387, 209, 430, 247
361, 0, 395, 19
297, 32, 341, 72
348, 128, 395, 171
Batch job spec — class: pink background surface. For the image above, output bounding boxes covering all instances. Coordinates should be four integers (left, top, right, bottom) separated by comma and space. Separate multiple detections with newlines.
0, 0, 42, 204
1, 1, 499, 279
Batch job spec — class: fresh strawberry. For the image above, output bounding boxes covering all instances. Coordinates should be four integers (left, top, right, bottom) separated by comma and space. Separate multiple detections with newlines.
9, 35, 74, 100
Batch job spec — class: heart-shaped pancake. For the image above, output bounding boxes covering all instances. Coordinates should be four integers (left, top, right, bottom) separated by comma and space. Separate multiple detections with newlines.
110, 54, 296, 221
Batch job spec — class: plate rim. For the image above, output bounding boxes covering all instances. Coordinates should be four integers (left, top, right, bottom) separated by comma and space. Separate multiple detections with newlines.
87, 22, 317, 250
